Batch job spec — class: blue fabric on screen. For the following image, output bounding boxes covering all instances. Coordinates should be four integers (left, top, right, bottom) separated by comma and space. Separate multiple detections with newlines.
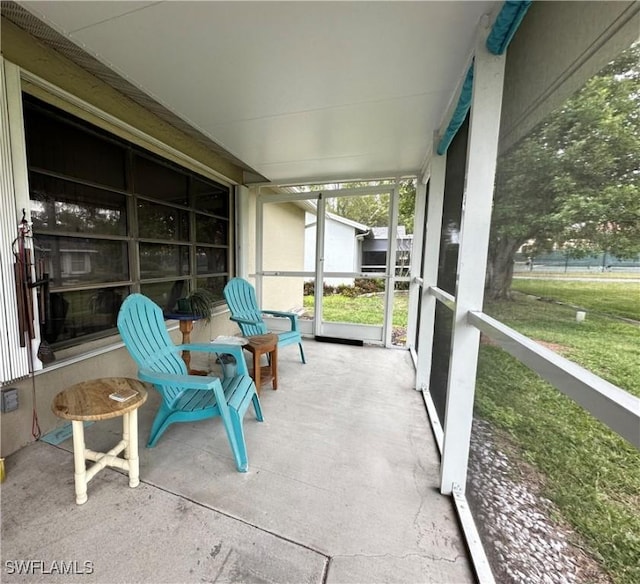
486, 0, 533, 55
436, 63, 474, 156
436, 0, 532, 156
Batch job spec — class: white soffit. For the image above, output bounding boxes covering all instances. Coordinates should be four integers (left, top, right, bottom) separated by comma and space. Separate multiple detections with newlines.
18, 1, 497, 184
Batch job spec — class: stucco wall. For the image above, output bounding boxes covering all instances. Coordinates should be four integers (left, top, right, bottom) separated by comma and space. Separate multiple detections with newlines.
0, 313, 238, 457
0, 21, 244, 456
232, 189, 305, 323
262, 202, 305, 310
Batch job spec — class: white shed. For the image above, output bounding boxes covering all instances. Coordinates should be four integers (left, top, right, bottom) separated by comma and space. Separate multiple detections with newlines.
304, 210, 369, 286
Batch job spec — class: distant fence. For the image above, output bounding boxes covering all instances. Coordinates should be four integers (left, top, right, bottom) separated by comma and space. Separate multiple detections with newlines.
514, 252, 640, 273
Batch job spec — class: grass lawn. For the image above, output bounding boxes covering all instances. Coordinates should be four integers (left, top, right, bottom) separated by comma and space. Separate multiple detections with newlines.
480, 293, 640, 584
512, 278, 639, 321
516, 270, 640, 280
303, 292, 409, 327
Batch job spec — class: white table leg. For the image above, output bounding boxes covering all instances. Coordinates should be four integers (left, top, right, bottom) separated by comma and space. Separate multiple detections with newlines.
127, 408, 140, 488
71, 420, 88, 505
122, 412, 130, 460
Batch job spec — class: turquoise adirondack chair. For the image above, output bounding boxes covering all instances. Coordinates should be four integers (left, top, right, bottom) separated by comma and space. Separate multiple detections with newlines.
223, 278, 306, 364
117, 293, 263, 472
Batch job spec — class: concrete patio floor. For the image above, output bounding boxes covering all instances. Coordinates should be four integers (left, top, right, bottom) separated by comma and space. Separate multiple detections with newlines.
1, 340, 473, 584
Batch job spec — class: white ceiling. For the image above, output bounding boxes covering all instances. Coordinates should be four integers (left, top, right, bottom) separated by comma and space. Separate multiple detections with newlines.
18, 1, 498, 185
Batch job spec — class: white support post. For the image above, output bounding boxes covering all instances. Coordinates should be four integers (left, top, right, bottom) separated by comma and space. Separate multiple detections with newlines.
440, 22, 506, 495
415, 142, 446, 391
406, 180, 427, 351
314, 194, 326, 337
255, 189, 264, 301
384, 182, 400, 347
235, 185, 250, 279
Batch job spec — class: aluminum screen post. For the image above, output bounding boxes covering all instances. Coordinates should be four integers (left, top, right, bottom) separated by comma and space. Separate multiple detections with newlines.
406, 179, 427, 353
440, 21, 506, 496
415, 143, 446, 393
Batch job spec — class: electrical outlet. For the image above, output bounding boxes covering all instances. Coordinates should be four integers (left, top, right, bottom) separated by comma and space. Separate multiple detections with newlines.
1, 387, 19, 413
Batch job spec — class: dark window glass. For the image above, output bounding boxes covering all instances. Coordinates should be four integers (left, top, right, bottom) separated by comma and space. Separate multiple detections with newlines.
196, 276, 226, 302
36, 236, 129, 288
195, 214, 228, 245
139, 243, 190, 279
24, 102, 126, 189
29, 173, 127, 235
23, 95, 231, 353
138, 200, 189, 241
140, 280, 189, 313
196, 246, 227, 275
41, 287, 127, 346
133, 154, 188, 205
362, 251, 386, 272
193, 178, 229, 215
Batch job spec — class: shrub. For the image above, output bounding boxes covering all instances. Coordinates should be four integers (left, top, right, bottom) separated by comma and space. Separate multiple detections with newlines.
354, 278, 385, 294
336, 284, 358, 297
323, 283, 337, 295
304, 278, 386, 297
303, 281, 337, 296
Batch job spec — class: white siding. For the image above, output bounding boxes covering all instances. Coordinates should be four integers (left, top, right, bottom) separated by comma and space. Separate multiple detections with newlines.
305, 213, 359, 286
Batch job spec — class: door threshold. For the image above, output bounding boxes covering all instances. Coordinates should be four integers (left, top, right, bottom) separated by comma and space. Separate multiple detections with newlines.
314, 335, 364, 346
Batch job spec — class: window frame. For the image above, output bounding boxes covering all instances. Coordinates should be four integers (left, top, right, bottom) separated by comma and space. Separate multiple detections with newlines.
22, 94, 234, 352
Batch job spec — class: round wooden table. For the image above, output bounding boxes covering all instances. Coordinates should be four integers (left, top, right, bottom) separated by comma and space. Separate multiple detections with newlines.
52, 378, 148, 505
244, 334, 278, 394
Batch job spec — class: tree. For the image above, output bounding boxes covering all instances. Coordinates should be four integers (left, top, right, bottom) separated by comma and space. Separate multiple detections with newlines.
330, 191, 390, 226
487, 43, 640, 299
319, 179, 416, 231
397, 179, 416, 234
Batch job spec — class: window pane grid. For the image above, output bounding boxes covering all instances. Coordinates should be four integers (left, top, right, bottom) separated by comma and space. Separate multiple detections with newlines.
27, 168, 132, 198
24, 95, 232, 350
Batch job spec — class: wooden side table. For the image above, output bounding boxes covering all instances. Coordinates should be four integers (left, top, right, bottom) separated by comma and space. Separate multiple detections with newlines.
244, 333, 278, 394
163, 312, 207, 375
52, 378, 148, 505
